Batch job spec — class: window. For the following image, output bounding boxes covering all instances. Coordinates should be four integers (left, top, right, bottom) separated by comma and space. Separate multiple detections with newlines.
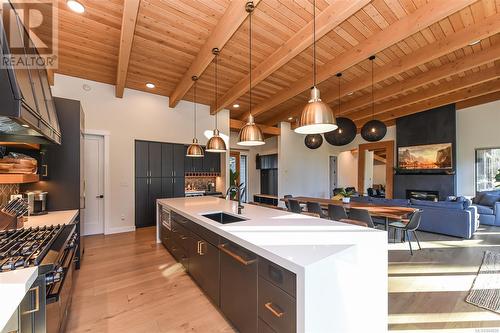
475, 148, 500, 192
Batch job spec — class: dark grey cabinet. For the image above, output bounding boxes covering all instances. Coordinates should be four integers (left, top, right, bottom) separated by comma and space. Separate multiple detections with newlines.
162, 212, 297, 333
220, 241, 258, 333
189, 234, 220, 305
135, 141, 185, 227
135, 141, 149, 178
204, 152, 221, 173
161, 144, 173, 177
173, 144, 185, 177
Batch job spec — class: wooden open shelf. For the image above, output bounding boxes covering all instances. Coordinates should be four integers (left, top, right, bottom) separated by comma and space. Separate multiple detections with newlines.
0, 174, 39, 184
0, 142, 40, 150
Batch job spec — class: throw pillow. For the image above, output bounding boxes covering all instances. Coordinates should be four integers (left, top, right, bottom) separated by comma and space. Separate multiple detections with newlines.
473, 192, 486, 204
479, 194, 500, 207
462, 198, 472, 209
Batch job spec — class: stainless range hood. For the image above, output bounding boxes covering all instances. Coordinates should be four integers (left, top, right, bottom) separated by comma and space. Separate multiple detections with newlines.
0, 1, 61, 145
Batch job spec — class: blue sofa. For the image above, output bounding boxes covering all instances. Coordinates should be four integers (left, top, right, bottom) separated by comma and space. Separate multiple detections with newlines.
350, 196, 479, 239
472, 190, 500, 226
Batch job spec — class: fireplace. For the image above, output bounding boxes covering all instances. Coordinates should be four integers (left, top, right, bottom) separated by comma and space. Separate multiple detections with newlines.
406, 190, 439, 202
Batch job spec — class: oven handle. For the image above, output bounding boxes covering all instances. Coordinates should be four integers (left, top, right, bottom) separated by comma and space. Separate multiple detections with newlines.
22, 286, 40, 315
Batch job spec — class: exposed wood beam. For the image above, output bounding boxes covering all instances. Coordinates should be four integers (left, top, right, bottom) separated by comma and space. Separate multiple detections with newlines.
244, 0, 478, 120
169, 0, 260, 109
338, 41, 500, 116
230, 118, 280, 136
115, 0, 141, 98
373, 154, 386, 164
456, 91, 500, 109
264, 14, 500, 126
211, 0, 370, 114
354, 79, 500, 125
348, 65, 500, 121
47, 69, 54, 86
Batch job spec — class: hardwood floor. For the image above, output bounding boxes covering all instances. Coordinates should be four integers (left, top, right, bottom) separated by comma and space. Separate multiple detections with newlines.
66, 227, 234, 333
67, 226, 500, 332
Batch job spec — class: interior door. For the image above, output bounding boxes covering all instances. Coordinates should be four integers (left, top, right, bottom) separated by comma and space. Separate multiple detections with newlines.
135, 178, 149, 228
83, 134, 105, 235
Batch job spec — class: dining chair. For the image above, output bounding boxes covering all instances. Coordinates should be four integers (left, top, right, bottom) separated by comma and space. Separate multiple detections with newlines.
348, 208, 375, 228
389, 209, 422, 255
306, 202, 327, 218
328, 204, 348, 221
288, 199, 303, 214
283, 195, 293, 210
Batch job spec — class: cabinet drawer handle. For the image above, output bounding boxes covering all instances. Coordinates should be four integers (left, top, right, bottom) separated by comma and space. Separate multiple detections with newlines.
199, 241, 206, 255
218, 243, 256, 266
22, 286, 40, 315
265, 302, 284, 318
197, 240, 201, 254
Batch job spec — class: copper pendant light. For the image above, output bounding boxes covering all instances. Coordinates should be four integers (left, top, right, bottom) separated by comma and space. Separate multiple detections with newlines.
361, 56, 387, 142
295, 0, 337, 135
206, 48, 227, 153
186, 76, 204, 157
238, 1, 265, 146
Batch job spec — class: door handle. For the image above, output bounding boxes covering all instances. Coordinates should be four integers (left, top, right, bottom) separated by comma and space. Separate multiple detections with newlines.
96, 195, 104, 198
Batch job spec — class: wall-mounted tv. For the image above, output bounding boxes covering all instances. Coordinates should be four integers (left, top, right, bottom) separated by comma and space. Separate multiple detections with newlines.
398, 143, 453, 170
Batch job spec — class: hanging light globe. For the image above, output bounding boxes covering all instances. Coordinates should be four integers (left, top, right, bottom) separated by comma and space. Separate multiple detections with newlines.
324, 117, 357, 146
304, 134, 323, 149
361, 119, 387, 142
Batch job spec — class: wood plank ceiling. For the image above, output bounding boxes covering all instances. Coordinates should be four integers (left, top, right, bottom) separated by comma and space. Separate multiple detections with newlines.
54, 0, 500, 131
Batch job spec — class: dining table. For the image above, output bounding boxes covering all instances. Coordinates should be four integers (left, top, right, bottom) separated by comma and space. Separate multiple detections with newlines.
282, 196, 416, 230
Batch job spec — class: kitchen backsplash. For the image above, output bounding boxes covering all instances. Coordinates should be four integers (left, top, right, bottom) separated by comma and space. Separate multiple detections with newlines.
0, 184, 19, 205
185, 177, 216, 191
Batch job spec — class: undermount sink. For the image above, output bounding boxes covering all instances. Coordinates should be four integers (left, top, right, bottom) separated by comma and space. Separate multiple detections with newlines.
201, 212, 247, 224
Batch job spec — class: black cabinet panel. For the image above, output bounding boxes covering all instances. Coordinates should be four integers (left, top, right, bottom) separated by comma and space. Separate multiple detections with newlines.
173, 144, 185, 177
148, 178, 162, 227
135, 178, 149, 228
190, 235, 220, 306
204, 152, 221, 173
173, 177, 185, 197
161, 178, 173, 199
149, 143, 162, 177
162, 144, 173, 177
135, 141, 149, 178
220, 242, 258, 333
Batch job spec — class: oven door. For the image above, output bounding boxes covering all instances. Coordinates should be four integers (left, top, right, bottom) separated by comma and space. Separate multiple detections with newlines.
46, 245, 77, 333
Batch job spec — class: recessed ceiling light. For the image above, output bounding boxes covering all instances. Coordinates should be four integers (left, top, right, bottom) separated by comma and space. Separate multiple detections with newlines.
233, 104, 240, 108
468, 40, 481, 46
146, 82, 155, 89
288, 117, 294, 121
21, 124, 29, 128
67, 0, 85, 13
347, 92, 354, 96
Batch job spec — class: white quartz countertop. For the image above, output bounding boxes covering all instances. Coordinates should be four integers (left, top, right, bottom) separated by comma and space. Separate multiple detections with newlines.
158, 197, 384, 274
23, 209, 79, 228
0, 267, 38, 332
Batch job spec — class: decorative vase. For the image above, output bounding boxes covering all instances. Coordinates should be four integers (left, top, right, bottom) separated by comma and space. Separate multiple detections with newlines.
342, 197, 350, 204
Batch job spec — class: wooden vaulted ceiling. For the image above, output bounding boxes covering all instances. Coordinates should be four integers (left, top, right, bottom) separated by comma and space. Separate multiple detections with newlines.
54, 0, 500, 131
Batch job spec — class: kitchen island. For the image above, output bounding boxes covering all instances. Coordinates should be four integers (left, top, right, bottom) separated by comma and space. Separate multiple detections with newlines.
156, 196, 387, 333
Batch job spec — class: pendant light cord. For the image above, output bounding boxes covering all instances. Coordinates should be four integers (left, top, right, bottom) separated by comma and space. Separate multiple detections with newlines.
313, 0, 316, 87
249, 6, 253, 119
337, 73, 341, 116
371, 56, 375, 120
214, 51, 218, 128
194, 79, 197, 138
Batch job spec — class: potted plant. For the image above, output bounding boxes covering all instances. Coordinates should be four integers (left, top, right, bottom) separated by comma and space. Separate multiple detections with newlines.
339, 189, 354, 204
495, 169, 500, 188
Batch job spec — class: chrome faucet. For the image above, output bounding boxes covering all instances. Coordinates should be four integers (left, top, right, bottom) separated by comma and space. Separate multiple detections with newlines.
226, 184, 244, 214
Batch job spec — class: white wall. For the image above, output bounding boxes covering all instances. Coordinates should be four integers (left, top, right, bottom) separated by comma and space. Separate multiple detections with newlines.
457, 100, 500, 196
229, 132, 278, 202
52, 74, 230, 233
373, 164, 387, 186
